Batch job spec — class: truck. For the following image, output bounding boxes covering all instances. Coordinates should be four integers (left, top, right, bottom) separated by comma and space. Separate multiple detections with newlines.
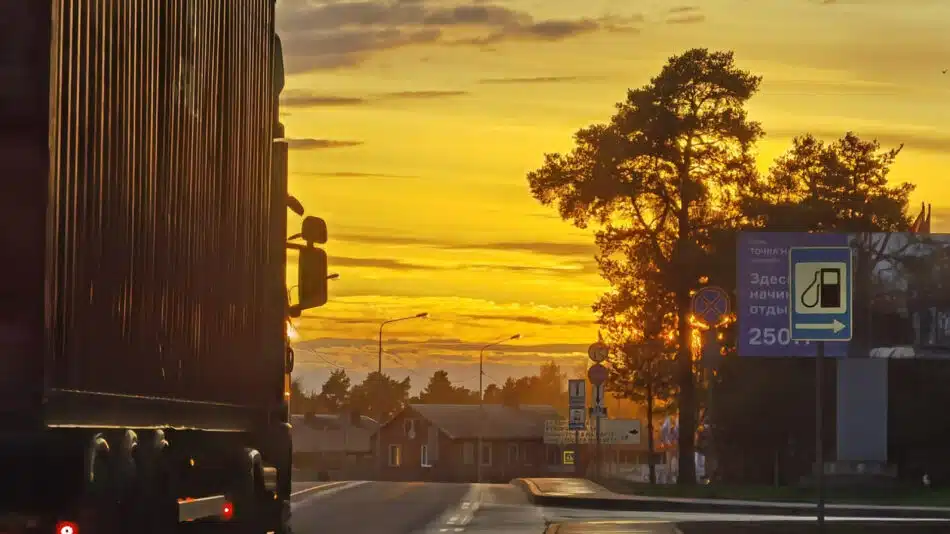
0, 1, 327, 532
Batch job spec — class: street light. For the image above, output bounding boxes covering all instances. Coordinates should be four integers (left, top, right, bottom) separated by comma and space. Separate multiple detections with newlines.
375, 312, 429, 479
477, 333, 520, 483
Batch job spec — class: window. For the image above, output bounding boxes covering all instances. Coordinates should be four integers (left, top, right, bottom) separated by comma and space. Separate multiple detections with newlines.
388, 444, 401, 467
480, 442, 492, 466
462, 442, 475, 465
404, 418, 416, 438
507, 444, 520, 465
421, 445, 431, 467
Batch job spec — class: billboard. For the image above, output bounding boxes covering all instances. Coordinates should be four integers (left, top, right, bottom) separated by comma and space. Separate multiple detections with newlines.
737, 232, 950, 359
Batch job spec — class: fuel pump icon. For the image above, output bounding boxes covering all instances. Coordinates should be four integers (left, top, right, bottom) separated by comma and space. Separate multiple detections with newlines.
793, 262, 848, 315
800, 268, 842, 309
789, 247, 852, 341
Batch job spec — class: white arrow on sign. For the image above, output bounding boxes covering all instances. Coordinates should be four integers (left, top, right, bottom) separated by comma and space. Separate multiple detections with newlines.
602, 419, 641, 445
795, 319, 845, 333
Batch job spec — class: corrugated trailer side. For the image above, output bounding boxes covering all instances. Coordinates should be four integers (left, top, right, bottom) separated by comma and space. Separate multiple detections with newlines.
0, 1, 52, 425
38, 0, 286, 429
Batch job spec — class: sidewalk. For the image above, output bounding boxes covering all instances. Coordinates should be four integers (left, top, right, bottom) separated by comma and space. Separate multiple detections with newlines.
512, 478, 950, 519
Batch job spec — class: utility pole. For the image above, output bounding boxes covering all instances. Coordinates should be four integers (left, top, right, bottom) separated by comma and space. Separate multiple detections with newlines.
477, 334, 520, 483
375, 312, 428, 480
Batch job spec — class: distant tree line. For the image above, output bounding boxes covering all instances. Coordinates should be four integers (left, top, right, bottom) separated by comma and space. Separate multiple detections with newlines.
290, 361, 568, 423
525, 47, 946, 485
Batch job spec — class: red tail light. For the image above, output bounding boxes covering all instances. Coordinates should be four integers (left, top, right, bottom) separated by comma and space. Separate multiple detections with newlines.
221, 501, 234, 521
55, 521, 79, 534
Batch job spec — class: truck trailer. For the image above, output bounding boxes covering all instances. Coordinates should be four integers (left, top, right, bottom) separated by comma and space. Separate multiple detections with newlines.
0, 1, 327, 532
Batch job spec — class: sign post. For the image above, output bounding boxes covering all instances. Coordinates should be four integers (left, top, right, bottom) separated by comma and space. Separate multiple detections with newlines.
587, 358, 608, 481
568, 378, 586, 476
789, 246, 853, 532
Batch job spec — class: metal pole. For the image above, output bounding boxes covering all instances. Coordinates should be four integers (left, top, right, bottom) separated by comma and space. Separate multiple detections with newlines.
595, 411, 602, 481
477, 334, 520, 484
574, 429, 580, 476
816, 340, 826, 531
478, 346, 484, 484
376, 323, 384, 480
375, 313, 429, 481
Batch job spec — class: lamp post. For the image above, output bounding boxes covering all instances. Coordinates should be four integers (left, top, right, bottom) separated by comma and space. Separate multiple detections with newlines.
477, 333, 520, 483
375, 312, 428, 479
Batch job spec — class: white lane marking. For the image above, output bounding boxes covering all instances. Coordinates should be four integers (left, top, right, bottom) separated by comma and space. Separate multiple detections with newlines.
541, 506, 950, 523
423, 484, 483, 533
290, 481, 368, 511
291, 481, 346, 497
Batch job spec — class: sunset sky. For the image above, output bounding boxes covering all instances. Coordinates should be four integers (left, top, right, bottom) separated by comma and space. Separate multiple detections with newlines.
277, 0, 950, 394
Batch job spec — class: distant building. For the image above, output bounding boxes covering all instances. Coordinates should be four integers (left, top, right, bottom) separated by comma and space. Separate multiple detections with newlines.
291, 411, 378, 479
374, 403, 562, 483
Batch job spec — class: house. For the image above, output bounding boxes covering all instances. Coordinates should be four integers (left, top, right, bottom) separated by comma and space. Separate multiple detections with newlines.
375, 403, 561, 483
291, 411, 378, 479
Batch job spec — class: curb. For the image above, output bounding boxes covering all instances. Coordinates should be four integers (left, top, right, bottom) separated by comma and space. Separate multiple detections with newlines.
511, 478, 950, 520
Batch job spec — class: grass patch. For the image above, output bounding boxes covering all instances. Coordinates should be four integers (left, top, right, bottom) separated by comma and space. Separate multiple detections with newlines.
601, 479, 950, 506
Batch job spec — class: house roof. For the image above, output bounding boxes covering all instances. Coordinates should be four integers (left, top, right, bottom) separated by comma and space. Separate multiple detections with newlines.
406, 403, 559, 440
290, 413, 379, 431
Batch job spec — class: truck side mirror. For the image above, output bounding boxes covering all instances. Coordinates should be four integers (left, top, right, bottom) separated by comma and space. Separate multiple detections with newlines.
301, 216, 327, 245
298, 246, 328, 310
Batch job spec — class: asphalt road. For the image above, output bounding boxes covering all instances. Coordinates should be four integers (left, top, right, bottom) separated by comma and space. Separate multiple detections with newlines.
290, 481, 546, 534
287, 481, 950, 534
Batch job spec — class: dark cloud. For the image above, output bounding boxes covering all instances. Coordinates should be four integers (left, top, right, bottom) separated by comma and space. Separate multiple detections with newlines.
478, 75, 593, 84
668, 5, 700, 13
666, 14, 705, 24
276, 0, 641, 74
382, 90, 468, 99
450, 241, 596, 257
298, 171, 420, 178
665, 5, 704, 24
333, 231, 598, 258
280, 88, 468, 108
280, 92, 368, 107
324, 254, 593, 275
768, 128, 950, 154
333, 256, 439, 270
458, 313, 596, 327
284, 138, 364, 149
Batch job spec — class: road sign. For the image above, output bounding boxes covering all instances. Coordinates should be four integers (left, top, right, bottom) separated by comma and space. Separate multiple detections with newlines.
587, 364, 608, 385
602, 419, 641, 445
736, 232, 850, 357
568, 379, 585, 406
567, 378, 586, 430
543, 419, 642, 445
588, 341, 609, 363
691, 286, 730, 324
591, 381, 606, 408
789, 247, 853, 342
569, 408, 585, 428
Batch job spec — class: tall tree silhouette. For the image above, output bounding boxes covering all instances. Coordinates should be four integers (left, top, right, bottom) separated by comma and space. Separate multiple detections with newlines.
349, 372, 411, 423
317, 369, 351, 413
413, 370, 478, 404
528, 48, 763, 484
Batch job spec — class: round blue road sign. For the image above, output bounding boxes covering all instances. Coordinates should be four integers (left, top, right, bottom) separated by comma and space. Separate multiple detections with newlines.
691, 286, 731, 324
